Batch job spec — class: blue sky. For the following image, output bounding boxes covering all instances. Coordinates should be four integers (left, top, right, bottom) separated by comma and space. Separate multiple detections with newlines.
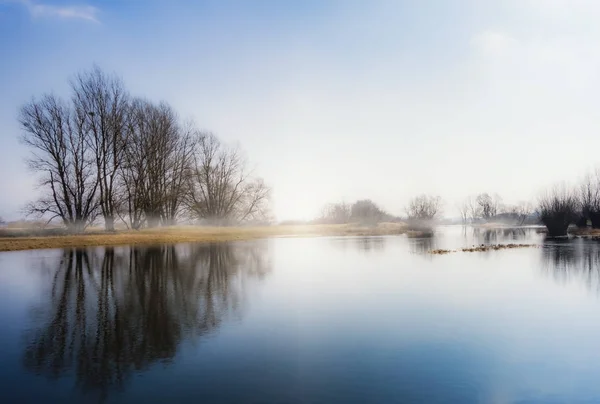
2, 0, 600, 220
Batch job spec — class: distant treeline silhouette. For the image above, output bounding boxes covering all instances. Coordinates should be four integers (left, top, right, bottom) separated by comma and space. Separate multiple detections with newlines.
319, 176, 600, 237
19, 66, 269, 232
318, 194, 530, 227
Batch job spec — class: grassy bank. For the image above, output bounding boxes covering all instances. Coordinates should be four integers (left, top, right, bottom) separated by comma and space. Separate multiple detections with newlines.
0, 222, 408, 252
570, 228, 600, 237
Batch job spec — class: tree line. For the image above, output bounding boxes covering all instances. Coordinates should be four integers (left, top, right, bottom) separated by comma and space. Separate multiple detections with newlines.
318, 169, 600, 237
318, 193, 528, 226
19, 66, 269, 232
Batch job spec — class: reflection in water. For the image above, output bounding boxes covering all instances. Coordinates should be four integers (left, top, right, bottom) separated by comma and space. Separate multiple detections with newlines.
354, 236, 385, 252
470, 227, 528, 244
331, 236, 386, 253
409, 236, 436, 255
541, 240, 600, 291
24, 242, 270, 399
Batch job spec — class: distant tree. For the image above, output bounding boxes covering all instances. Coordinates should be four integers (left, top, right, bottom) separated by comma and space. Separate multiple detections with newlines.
457, 201, 470, 224
538, 186, 579, 237
320, 202, 351, 224
503, 201, 534, 225
350, 199, 385, 224
476, 193, 502, 220
405, 195, 443, 221
0, 216, 5, 226
464, 196, 481, 222
19, 94, 100, 232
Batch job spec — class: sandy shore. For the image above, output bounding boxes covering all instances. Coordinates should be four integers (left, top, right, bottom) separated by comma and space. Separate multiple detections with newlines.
0, 223, 408, 252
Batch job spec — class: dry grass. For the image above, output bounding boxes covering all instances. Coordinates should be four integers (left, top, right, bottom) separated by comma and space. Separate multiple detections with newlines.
406, 230, 435, 238
430, 244, 538, 255
0, 222, 408, 252
570, 228, 600, 237
430, 249, 453, 255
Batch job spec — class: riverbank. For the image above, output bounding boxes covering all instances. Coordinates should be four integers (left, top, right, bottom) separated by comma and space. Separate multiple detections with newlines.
570, 228, 600, 237
0, 222, 408, 252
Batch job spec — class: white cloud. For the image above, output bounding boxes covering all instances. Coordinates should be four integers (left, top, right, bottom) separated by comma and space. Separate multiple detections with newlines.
20, 0, 99, 22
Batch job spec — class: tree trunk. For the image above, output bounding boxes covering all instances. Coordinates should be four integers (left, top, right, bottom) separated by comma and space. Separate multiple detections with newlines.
590, 212, 600, 229
545, 224, 569, 237
105, 215, 115, 232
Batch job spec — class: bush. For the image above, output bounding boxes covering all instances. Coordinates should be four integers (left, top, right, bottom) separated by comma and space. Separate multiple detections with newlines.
538, 187, 579, 237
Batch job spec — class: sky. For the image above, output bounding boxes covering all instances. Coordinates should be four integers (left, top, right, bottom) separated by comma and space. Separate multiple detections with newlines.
1, 0, 600, 221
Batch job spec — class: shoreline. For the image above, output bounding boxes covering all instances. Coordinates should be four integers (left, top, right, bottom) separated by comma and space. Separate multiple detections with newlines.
0, 223, 409, 252
3, 223, 597, 253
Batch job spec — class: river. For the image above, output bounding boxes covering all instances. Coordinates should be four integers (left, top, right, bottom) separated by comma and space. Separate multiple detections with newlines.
1, 226, 599, 403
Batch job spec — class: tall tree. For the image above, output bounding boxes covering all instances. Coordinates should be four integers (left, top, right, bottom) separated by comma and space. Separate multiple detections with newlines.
19, 94, 99, 231
71, 66, 130, 231
187, 133, 270, 224
119, 100, 195, 228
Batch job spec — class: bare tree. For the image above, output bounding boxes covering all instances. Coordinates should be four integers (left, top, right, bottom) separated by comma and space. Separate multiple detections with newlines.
19, 66, 269, 231
162, 119, 196, 225
476, 193, 501, 220
19, 94, 100, 232
320, 202, 351, 224
405, 195, 442, 221
118, 103, 146, 229
187, 133, 270, 224
516, 201, 533, 225
71, 66, 130, 231
579, 169, 600, 228
464, 195, 480, 222
118, 100, 196, 228
538, 185, 579, 237
457, 201, 470, 224
503, 201, 533, 225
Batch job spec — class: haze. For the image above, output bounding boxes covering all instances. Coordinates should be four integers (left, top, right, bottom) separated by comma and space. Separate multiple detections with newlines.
1, 0, 599, 221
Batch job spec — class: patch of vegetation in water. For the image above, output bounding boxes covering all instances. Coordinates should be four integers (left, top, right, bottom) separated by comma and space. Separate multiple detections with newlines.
430, 244, 538, 255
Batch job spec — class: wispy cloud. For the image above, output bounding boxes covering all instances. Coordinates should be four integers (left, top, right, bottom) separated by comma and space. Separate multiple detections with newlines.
19, 0, 99, 23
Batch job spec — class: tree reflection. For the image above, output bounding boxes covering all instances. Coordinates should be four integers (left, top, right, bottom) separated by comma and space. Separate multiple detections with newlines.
330, 236, 386, 253
354, 236, 385, 252
541, 240, 600, 291
409, 236, 436, 255
24, 242, 270, 399
471, 228, 528, 244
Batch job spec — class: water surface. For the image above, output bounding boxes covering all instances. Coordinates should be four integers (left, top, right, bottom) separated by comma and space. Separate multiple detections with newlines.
1, 227, 600, 403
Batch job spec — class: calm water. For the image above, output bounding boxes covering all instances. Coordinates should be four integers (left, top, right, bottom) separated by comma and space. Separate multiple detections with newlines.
2, 227, 600, 403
